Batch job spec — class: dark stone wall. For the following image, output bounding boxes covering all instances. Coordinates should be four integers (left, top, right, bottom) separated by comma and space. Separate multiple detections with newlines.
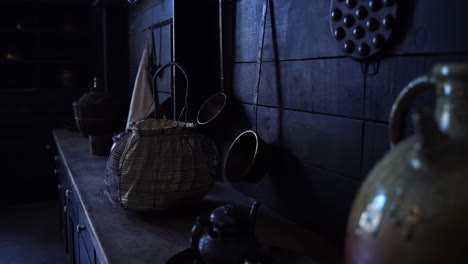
128, 0, 468, 246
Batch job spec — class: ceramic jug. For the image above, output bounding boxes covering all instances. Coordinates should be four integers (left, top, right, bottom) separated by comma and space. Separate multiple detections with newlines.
345, 63, 468, 264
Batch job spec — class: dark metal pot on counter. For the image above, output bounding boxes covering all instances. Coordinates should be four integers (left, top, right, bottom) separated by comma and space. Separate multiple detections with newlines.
191, 203, 260, 264
346, 63, 468, 264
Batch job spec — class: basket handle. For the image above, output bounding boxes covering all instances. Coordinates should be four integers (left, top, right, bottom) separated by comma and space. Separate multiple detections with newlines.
143, 62, 190, 123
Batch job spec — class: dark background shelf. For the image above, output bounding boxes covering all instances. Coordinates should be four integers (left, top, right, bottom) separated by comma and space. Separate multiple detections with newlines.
0, 1, 95, 205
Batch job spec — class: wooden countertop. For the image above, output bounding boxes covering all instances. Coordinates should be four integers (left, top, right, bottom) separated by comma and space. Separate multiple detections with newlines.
53, 129, 339, 264
53, 129, 256, 264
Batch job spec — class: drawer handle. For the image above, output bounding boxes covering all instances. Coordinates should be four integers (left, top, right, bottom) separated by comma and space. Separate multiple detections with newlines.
76, 224, 86, 233
66, 189, 73, 197
54, 169, 59, 175
63, 205, 67, 213
58, 184, 63, 190
54, 155, 60, 161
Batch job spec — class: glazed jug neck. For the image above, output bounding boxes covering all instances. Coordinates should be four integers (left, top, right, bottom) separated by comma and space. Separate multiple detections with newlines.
433, 64, 468, 144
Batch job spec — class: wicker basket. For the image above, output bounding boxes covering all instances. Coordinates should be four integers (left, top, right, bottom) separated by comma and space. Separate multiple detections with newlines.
104, 131, 131, 204
104, 63, 218, 211
120, 119, 217, 210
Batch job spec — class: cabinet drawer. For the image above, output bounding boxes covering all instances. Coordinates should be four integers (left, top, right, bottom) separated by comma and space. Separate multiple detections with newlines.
78, 204, 96, 264
79, 235, 93, 264
58, 159, 77, 221
65, 187, 77, 222
95, 252, 102, 264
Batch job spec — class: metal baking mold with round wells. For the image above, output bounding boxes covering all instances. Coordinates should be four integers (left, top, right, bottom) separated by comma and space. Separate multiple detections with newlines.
330, 0, 398, 60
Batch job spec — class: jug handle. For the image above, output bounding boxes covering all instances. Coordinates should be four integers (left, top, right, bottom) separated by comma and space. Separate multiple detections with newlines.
389, 75, 435, 147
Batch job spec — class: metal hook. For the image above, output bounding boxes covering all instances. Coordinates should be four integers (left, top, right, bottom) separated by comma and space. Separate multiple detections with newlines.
360, 61, 380, 76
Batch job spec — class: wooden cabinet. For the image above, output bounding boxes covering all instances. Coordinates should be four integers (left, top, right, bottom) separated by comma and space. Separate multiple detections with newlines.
56, 154, 99, 264
56, 158, 69, 255
77, 205, 96, 264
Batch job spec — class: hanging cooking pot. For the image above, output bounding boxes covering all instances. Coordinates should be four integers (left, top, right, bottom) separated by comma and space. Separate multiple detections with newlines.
197, 0, 227, 126
223, 0, 271, 183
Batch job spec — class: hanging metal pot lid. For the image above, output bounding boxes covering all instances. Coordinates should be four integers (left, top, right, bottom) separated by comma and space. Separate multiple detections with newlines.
329, 0, 398, 60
